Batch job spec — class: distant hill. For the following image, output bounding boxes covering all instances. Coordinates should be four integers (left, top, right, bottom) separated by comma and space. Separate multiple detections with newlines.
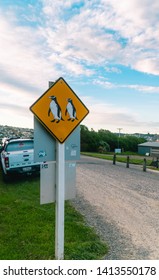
0, 125, 33, 143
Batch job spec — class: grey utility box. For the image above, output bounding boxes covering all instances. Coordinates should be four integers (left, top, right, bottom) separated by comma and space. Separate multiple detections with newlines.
34, 117, 80, 162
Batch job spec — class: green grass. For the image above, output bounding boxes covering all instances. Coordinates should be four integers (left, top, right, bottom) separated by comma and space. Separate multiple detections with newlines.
0, 172, 108, 260
81, 152, 153, 166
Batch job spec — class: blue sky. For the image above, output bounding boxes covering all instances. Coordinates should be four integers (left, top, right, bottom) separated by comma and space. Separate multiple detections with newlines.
1, 0, 159, 134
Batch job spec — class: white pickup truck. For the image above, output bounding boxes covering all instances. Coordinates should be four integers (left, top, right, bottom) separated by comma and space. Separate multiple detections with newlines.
0, 138, 40, 181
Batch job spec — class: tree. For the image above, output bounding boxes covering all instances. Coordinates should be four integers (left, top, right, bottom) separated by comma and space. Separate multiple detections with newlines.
80, 125, 90, 151
98, 140, 110, 153
98, 129, 118, 151
80, 125, 146, 153
117, 135, 145, 152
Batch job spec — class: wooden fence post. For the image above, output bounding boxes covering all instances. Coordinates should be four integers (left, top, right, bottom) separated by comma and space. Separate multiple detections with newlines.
126, 156, 129, 168
143, 158, 146, 172
113, 154, 116, 165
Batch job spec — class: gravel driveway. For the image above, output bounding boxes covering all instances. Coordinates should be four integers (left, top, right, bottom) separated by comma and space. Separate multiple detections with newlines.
72, 155, 159, 259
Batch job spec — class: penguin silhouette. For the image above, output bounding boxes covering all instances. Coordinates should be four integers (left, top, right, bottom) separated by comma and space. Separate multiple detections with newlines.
48, 96, 64, 123
65, 98, 78, 121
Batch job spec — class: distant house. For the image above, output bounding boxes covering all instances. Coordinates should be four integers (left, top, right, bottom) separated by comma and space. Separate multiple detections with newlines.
138, 142, 159, 156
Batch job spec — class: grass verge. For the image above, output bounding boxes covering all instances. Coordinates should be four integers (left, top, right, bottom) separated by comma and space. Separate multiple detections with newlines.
0, 173, 108, 260
81, 152, 153, 166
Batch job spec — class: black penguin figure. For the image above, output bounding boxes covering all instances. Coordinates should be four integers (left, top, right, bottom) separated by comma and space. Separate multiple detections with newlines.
65, 98, 78, 121
48, 96, 63, 123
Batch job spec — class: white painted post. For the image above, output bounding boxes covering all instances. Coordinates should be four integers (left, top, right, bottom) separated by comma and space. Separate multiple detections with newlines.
55, 141, 65, 259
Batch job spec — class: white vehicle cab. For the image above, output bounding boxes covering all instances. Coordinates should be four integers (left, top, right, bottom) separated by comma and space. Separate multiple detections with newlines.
1, 138, 40, 181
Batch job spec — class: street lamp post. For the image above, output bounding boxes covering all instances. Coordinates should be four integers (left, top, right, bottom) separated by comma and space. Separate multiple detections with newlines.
117, 128, 122, 149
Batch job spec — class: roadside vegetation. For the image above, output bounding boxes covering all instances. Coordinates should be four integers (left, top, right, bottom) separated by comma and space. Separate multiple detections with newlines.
0, 173, 108, 260
81, 125, 145, 153
80, 125, 159, 171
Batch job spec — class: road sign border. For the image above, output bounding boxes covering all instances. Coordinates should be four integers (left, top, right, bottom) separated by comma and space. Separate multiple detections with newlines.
30, 77, 89, 143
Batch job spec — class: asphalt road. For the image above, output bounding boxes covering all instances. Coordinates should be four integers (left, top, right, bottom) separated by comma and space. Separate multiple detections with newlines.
72, 155, 159, 259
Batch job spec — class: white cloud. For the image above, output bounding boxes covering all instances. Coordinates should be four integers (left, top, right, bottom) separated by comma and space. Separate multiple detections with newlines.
40, 0, 122, 68
0, 11, 60, 90
126, 84, 159, 93
133, 59, 159, 76
104, 66, 121, 73
93, 0, 159, 75
83, 100, 159, 134
93, 77, 159, 93
93, 79, 115, 89
0, 0, 159, 133
1, 0, 159, 88
102, 0, 159, 36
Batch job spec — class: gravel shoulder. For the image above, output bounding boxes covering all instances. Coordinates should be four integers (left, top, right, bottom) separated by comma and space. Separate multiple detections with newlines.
72, 155, 159, 259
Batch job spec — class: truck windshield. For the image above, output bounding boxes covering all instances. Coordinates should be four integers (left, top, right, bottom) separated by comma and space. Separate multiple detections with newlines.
6, 141, 34, 152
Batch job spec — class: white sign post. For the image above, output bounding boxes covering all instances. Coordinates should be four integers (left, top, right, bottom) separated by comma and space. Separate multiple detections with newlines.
30, 77, 89, 260
55, 141, 65, 259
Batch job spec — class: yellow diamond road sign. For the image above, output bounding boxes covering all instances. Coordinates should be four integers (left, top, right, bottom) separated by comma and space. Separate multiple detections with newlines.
30, 77, 89, 143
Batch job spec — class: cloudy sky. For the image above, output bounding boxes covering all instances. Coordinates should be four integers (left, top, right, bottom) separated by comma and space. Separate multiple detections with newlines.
1, 0, 159, 134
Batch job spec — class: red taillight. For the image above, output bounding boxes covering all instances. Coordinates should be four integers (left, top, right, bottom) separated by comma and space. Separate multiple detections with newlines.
4, 157, 9, 168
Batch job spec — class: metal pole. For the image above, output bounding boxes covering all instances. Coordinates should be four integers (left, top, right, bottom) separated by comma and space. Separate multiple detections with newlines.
117, 128, 122, 149
55, 141, 65, 259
